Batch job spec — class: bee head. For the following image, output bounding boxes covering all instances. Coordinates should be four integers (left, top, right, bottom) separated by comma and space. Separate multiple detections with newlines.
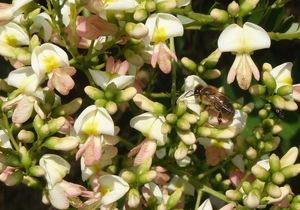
194, 85, 204, 97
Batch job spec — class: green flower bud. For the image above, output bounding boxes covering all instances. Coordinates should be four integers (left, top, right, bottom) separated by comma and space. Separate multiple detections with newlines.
19, 146, 31, 169
53, 98, 82, 116
197, 127, 211, 137
252, 179, 265, 190
133, 9, 148, 21
258, 109, 268, 119
22, 175, 41, 189
242, 181, 252, 194
128, 188, 140, 208
0, 79, 14, 93
17, 130, 34, 143
181, 57, 197, 72
48, 117, 66, 134
263, 71, 276, 93
200, 49, 222, 69
125, 22, 149, 39
137, 158, 152, 175
269, 154, 281, 173
138, 170, 157, 184
277, 85, 293, 96
176, 118, 190, 131
226, 189, 242, 201
243, 190, 260, 209
166, 187, 183, 210
133, 94, 166, 115
182, 113, 198, 124
272, 95, 285, 109
222, 179, 231, 189
251, 165, 270, 181
215, 173, 222, 182
246, 147, 257, 160
175, 101, 187, 116
0, 153, 21, 167
228, 1, 240, 16
202, 69, 221, 80
174, 143, 188, 160
263, 118, 274, 129
29, 166, 45, 177
198, 65, 205, 74
290, 203, 300, 210
113, 11, 125, 20
5, 170, 23, 186
95, 98, 107, 107
263, 63, 272, 71
161, 122, 172, 134
156, 0, 176, 12
197, 110, 208, 126
33, 115, 44, 134
239, 0, 259, 17
272, 124, 283, 134
84, 86, 104, 100
210, 8, 229, 23
249, 84, 266, 96
271, 171, 285, 185
121, 170, 136, 184
29, 35, 40, 52
292, 195, 300, 203
145, 0, 156, 12
116, 87, 137, 103
266, 183, 282, 198
242, 103, 255, 113
43, 136, 80, 151
284, 100, 298, 111
281, 164, 300, 179
166, 113, 178, 124
105, 101, 117, 115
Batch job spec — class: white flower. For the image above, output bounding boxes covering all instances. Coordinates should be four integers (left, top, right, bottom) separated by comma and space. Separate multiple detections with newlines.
197, 199, 213, 210
12, 0, 33, 15
218, 22, 270, 89
74, 105, 114, 136
130, 112, 167, 146
31, 43, 69, 80
30, 13, 52, 41
7, 67, 40, 94
98, 175, 130, 205
269, 62, 293, 92
103, 0, 139, 11
89, 69, 135, 90
176, 0, 191, 7
177, 75, 207, 115
39, 154, 70, 187
145, 13, 184, 44
0, 22, 29, 46
167, 175, 194, 196
0, 130, 11, 149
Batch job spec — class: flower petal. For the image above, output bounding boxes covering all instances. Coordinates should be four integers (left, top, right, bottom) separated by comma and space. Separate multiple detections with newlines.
197, 199, 213, 210
48, 183, 69, 210
218, 24, 244, 52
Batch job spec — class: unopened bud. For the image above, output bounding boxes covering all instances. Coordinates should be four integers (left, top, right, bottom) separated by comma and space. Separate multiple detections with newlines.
272, 124, 283, 134
281, 164, 300, 179
43, 136, 80, 151
226, 189, 242, 201
166, 113, 177, 124
138, 170, 157, 184
290, 203, 300, 210
243, 190, 260, 209
202, 69, 221, 80
182, 113, 197, 124
269, 154, 281, 173
263, 71, 276, 93
263, 63, 272, 71
22, 175, 42, 189
156, 0, 177, 12
246, 147, 257, 160
105, 101, 117, 115
116, 87, 137, 102
200, 49, 222, 68
29, 35, 40, 52
277, 85, 293, 96
29, 166, 45, 177
5, 170, 23, 186
197, 111, 208, 126
175, 101, 187, 116
95, 98, 107, 107
239, 0, 259, 17
258, 109, 268, 119
227, 1, 239, 16
48, 117, 66, 134
176, 118, 190, 131
174, 143, 188, 160
242, 102, 255, 113
133, 94, 166, 115
272, 172, 285, 185
166, 187, 183, 210
249, 84, 266, 96
0, 3, 13, 25
251, 165, 270, 181
84, 86, 104, 100
145, 0, 156, 12
17, 130, 34, 143
284, 100, 298, 111
242, 181, 252, 194
161, 122, 172, 134
19, 146, 31, 169
127, 188, 140, 208
53, 98, 82, 116
280, 147, 298, 168
126, 22, 149, 39
272, 95, 285, 109
197, 127, 211, 137
134, 9, 147, 21
210, 8, 229, 23
266, 183, 281, 198
137, 158, 152, 175
181, 57, 197, 72
121, 170, 136, 184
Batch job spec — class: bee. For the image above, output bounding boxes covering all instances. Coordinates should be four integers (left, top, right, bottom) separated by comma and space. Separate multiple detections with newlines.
194, 85, 235, 127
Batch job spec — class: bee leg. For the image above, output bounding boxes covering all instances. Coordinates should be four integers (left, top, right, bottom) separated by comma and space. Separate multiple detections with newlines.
217, 113, 222, 125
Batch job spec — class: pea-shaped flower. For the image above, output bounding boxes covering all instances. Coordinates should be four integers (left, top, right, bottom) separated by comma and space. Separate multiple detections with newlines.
218, 22, 271, 90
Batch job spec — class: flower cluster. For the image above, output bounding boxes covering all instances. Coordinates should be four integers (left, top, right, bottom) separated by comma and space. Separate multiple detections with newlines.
0, 0, 300, 209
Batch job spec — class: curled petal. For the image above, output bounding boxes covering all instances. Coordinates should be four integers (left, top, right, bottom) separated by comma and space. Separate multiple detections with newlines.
134, 140, 157, 166
47, 67, 76, 95
12, 96, 34, 124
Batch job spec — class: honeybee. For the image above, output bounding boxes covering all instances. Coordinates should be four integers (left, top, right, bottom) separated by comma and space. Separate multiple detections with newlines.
194, 85, 235, 127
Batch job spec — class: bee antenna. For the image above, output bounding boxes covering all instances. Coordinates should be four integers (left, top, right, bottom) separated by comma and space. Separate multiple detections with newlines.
182, 89, 194, 98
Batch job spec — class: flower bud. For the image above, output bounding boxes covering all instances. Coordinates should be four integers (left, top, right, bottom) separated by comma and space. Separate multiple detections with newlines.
48, 117, 66, 134
181, 57, 197, 72
0, 153, 21, 167
202, 69, 221, 80
156, 0, 177, 12
95, 98, 107, 107
166, 187, 183, 210
263, 63, 272, 71
197, 111, 209, 126
29, 166, 45, 177
251, 165, 270, 181
226, 189, 242, 201
134, 9, 148, 21
272, 124, 283, 134
53, 98, 82, 116
239, 0, 259, 17
175, 101, 187, 116
266, 183, 282, 198
125, 22, 149, 39
116, 87, 137, 102
161, 122, 172, 134
138, 170, 157, 184
127, 188, 140, 208
269, 154, 281, 173
210, 8, 229, 23
145, 0, 156, 12
105, 101, 118, 115
249, 84, 266, 96
166, 113, 177, 124
133, 94, 166, 115
22, 175, 42, 189
284, 100, 298, 111
242, 103, 254, 113
29, 35, 40, 52
227, 1, 239, 16
280, 147, 298, 168
0, 3, 13, 25
277, 85, 293, 96
43, 136, 80, 151
290, 203, 300, 210
182, 113, 197, 124
272, 95, 285, 109
137, 158, 152, 175
258, 108, 268, 119
281, 164, 300, 179
263, 71, 276, 93
246, 147, 257, 160
197, 127, 211, 137
174, 143, 188, 160
121, 170, 136, 184
85, 86, 104, 100
19, 146, 31, 169
200, 49, 222, 69
176, 118, 190, 131
5, 170, 23, 186
242, 181, 252, 194
243, 190, 260, 209
271, 171, 285, 185
17, 130, 34, 143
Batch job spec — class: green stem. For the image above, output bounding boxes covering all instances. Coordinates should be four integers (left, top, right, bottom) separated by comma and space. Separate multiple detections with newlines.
201, 185, 230, 203
170, 38, 177, 109
173, 8, 215, 25
148, 93, 171, 98
268, 31, 300, 41
2, 113, 19, 150
197, 157, 233, 180
194, 190, 203, 210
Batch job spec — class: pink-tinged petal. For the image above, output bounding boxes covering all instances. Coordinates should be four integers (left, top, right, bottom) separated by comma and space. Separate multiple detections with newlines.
101, 145, 118, 160
220, 203, 235, 210
106, 56, 115, 73
227, 55, 240, 84
205, 146, 227, 166
48, 67, 76, 95
128, 141, 144, 157
236, 54, 252, 90
118, 60, 129, 75
134, 140, 157, 166
1, 94, 23, 110
33, 101, 46, 119
151, 44, 160, 68
293, 84, 300, 102
59, 180, 88, 197
12, 96, 34, 124
48, 183, 70, 210
229, 168, 245, 186
93, 136, 102, 162
76, 138, 92, 161
245, 54, 260, 81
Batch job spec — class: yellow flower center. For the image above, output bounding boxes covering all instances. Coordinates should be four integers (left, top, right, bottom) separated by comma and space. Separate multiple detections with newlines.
211, 139, 225, 148
82, 117, 99, 135
4, 34, 17, 46
103, 0, 117, 4
100, 185, 111, 196
153, 27, 167, 43
42, 55, 60, 73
